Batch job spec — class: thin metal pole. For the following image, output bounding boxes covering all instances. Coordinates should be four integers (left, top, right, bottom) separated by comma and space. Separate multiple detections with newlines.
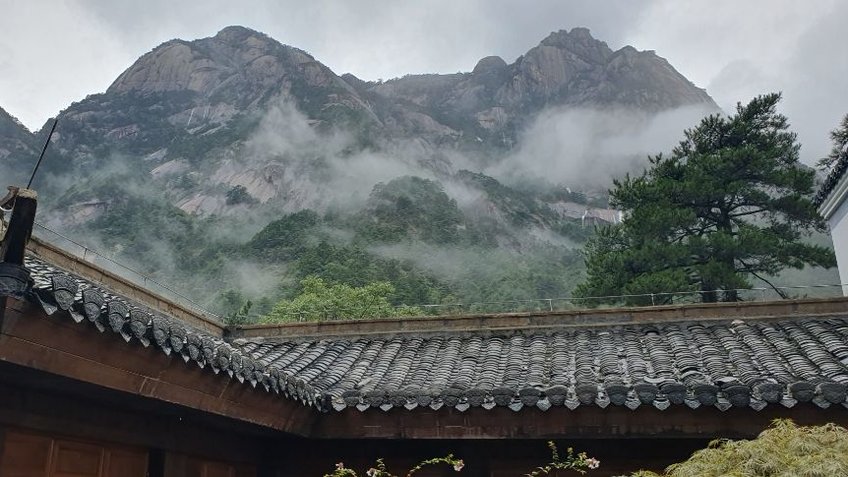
27, 119, 58, 189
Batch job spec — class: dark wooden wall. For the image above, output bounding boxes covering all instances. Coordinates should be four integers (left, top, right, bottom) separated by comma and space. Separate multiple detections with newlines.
5, 299, 848, 476
0, 360, 708, 477
0, 361, 267, 477
264, 437, 713, 477
1, 429, 148, 477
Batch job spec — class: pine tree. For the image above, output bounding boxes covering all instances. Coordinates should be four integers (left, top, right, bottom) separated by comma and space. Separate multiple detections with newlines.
816, 113, 848, 171
575, 93, 835, 304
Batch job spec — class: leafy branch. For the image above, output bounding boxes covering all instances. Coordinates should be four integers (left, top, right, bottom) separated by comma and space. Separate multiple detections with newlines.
525, 441, 600, 476
323, 455, 464, 477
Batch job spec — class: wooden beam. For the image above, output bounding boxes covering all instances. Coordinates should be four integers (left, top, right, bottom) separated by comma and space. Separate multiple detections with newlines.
0, 300, 316, 436
5, 299, 848, 441
0, 383, 266, 464
309, 401, 848, 439
0, 188, 36, 265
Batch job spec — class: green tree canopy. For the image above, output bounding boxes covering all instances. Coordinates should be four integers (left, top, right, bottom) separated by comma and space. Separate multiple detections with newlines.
816, 113, 848, 171
262, 276, 423, 323
357, 176, 464, 244
575, 93, 835, 304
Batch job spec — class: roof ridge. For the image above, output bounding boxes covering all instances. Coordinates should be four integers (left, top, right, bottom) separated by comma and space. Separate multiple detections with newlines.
232, 297, 848, 340
26, 234, 224, 333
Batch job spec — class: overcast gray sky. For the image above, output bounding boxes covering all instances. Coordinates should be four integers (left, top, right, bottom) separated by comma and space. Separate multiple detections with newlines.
1, 0, 845, 162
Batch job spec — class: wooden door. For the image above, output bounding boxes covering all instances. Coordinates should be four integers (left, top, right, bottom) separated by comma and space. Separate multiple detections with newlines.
0, 431, 53, 477
0, 430, 147, 477
51, 440, 104, 477
168, 454, 256, 477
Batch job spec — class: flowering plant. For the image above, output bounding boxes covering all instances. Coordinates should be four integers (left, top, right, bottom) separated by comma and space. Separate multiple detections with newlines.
525, 441, 600, 476
323, 455, 464, 477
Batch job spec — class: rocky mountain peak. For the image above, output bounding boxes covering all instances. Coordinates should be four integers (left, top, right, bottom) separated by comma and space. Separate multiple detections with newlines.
6, 25, 718, 213
472, 56, 508, 75
212, 25, 269, 45
541, 28, 607, 49
0, 106, 29, 135
534, 28, 612, 65
0, 106, 38, 183
106, 25, 317, 97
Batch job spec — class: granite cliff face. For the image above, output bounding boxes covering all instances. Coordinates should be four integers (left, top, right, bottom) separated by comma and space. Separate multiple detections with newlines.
0, 107, 38, 184
4, 26, 716, 219
41, 26, 714, 164
50, 26, 376, 164
0, 26, 741, 316
366, 28, 715, 146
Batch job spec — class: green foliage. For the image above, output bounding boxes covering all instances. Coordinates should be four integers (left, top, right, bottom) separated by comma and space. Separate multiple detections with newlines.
357, 176, 464, 244
576, 93, 835, 304
54, 172, 252, 314
632, 420, 848, 477
246, 210, 319, 260
54, 165, 591, 320
526, 441, 600, 476
228, 300, 253, 325
225, 185, 257, 205
817, 113, 848, 171
216, 289, 254, 325
294, 240, 451, 305
457, 170, 560, 228
324, 455, 464, 477
436, 244, 584, 308
262, 276, 422, 322
321, 443, 600, 477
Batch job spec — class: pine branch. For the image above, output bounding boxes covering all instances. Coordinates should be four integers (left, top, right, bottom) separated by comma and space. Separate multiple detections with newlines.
738, 258, 788, 299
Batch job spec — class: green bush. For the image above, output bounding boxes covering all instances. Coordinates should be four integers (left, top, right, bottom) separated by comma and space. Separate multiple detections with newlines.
631, 420, 848, 477
263, 276, 423, 322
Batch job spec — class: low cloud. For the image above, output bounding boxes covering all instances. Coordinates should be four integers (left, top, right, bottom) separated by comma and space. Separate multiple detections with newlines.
490, 104, 715, 188
243, 101, 439, 210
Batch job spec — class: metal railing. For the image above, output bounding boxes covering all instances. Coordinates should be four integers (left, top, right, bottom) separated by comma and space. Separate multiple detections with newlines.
13, 220, 846, 324
265, 283, 848, 322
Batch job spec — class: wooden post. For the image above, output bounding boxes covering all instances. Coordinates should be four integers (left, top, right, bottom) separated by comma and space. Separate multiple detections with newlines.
1, 188, 37, 265
0, 188, 37, 328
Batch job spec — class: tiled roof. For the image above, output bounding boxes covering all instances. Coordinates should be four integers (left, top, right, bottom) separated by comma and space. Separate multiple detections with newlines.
15, 255, 848, 415
236, 318, 848, 413
815, 156, 848, 207
22, 257, 327, 410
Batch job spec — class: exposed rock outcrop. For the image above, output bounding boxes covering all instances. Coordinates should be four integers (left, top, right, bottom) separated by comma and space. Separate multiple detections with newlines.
2, 26, 717, 217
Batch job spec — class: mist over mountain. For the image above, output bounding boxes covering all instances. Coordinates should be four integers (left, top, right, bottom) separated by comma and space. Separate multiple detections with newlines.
28, 26, 716, 212
0, 107, 38, 184
1, 26, 744, 319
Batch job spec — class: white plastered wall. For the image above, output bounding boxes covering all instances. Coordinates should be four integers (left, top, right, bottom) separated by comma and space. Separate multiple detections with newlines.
827, 198, 848, 296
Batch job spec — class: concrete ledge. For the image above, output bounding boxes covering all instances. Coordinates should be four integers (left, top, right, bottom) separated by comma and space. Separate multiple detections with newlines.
232, 296, 848, 340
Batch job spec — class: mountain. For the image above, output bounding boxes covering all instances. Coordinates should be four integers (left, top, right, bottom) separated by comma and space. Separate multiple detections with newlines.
56, 26, 714, 158
0, 107, 38, 184
0, 26, 739, 320
26, 26, 716, 216
48, 26, 374, 165
368, 28, 714, 146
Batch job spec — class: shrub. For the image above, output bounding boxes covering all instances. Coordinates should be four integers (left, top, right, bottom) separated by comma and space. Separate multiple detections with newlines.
629, 420, 848, 477
324, 455, 464, 477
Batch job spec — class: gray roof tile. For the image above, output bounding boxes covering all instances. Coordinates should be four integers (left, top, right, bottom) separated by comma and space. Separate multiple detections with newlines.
13, 255, 848, 415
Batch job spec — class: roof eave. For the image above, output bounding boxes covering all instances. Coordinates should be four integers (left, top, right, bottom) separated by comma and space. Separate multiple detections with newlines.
819, 170, 848, 220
